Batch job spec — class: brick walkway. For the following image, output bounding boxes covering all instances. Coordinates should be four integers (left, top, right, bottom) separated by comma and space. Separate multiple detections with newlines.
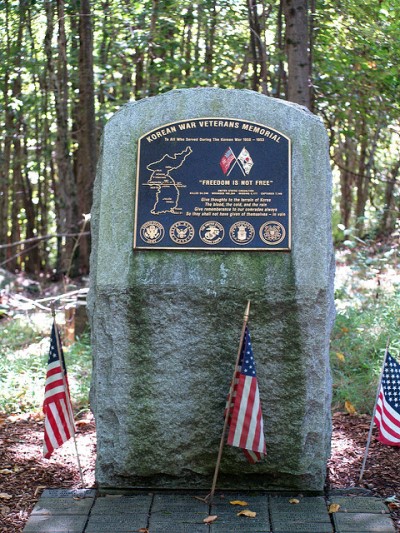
23, 489, 396, 533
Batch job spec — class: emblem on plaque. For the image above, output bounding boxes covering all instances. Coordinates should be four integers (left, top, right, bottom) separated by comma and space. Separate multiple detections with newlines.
259, 221, 286, 245
140, 221, 165, 244
169, 221, 195, 245
199, 221, 225, 245
229, 221, 255, 245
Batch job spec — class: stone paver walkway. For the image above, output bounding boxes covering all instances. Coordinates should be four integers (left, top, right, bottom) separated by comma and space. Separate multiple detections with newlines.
23, 489, 396, 533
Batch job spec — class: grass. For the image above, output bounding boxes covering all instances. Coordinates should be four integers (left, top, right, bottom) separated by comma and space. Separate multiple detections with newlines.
330, 236, 400, 413
0, 313, 91, 415
0, 237, 398, 416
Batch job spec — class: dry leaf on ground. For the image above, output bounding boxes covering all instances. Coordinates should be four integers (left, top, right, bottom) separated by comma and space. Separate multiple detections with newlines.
328, 503, 341, 513
345, 400, 357, 414
230, 500, 248, 506
203, 515, 218, 523
237, 509, 257, 518
289, 498, 300, 504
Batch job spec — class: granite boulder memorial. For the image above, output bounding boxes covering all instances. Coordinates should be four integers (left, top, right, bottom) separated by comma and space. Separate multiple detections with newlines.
88, 88, 335, 492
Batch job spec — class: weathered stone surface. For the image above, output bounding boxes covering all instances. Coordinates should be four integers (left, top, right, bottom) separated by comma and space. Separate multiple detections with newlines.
23, 514, 88, 533
88, 88, 335, 491
333, 513, 395, 532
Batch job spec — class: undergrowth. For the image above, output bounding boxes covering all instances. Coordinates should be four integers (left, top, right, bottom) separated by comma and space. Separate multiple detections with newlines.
330, 235, 400, 413
0, 315, 91, 414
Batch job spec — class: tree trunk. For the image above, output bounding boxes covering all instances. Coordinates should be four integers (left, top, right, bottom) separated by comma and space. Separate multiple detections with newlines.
20, 122, 39, 273
183, 6, 194, 78
275, 0, 287, 98
147, 0, 159, 95
355, 125, 380, 234
54, 0, 78, 277
204, 0, 217, 76
337, 135, 357, 229
0, 0, 12, 265
379, 160, 400, 236
7, 0, 26, 272
283, 0, 311, 108
247, 0, 269, 94
75, 0, 96, 274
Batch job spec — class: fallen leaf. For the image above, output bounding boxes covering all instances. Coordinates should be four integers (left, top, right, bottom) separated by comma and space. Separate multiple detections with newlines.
0, 469, 13, 475
76, 419, 91, 427
30, 412, 44, 421
0, 493, 12, 500
237, 509, 257, 518
0, 506, 11, 515
230, 500, 248, 506
387, 502, 400, 510
344, 400, 356, 414
328, 503, 340, 513
138, 528, 149, 533
289, 498, 300, 504
203, 515, 218, 524
336, 352, 345, 362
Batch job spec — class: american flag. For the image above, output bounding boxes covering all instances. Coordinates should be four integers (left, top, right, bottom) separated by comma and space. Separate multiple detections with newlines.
43, 323, 75, 459
220, 147, 236, 175
374, 352, 400, 446
226, 327, 266, 463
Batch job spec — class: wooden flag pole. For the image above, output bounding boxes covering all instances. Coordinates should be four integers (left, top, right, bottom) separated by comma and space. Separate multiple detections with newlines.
359, 336, 390, 483
206, 300, 251, 503
51, 304, 85, 487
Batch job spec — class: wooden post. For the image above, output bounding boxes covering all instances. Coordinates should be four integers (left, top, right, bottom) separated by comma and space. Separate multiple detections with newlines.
206, 300, 251, 503
359, 336, 390, 482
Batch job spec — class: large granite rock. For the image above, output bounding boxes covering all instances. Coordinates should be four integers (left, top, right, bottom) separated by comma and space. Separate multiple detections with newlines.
88, 88, 335, 492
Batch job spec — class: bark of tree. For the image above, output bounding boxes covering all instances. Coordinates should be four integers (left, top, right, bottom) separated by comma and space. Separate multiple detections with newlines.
337, 135, 357, 229
183, 6, 194, 78
282, 0, 311, 108
204, 0, 217, 76
20, 122, 39, 273
355, 125, 380, 234
275, 0, 287, 98
0, 0, 12, 264
379, 160, 400, 236
147, 0, 159, 95
247, 0, 269, 94
75, 0, 96, 274
8, 0, 27, 272
54, 0, 79, 277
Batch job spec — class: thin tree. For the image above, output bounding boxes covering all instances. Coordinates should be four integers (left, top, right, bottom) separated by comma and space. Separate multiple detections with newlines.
282, 0, 311, 108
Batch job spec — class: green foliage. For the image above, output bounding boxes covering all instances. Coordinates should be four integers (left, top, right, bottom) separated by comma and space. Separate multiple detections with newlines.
0, 317, 91, 415
331, 241, 400, 413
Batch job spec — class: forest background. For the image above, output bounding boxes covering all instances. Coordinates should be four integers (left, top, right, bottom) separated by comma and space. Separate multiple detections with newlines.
0, 0, 399, 414
1, 4, 400, 530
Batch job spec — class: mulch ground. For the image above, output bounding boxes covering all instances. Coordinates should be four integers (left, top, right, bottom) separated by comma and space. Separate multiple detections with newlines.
0, 412, 399, 532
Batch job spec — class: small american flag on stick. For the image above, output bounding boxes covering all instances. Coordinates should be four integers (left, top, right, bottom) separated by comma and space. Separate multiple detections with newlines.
226, 326, 266, 463
43, 322, 75, 459
374, 352, 400, 446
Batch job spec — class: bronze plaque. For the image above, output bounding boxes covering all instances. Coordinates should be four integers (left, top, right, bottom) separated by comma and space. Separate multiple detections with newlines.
133, 118, 291, 250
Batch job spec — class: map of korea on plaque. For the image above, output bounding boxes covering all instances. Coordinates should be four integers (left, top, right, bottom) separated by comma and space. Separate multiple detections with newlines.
133, 118, 291, 251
